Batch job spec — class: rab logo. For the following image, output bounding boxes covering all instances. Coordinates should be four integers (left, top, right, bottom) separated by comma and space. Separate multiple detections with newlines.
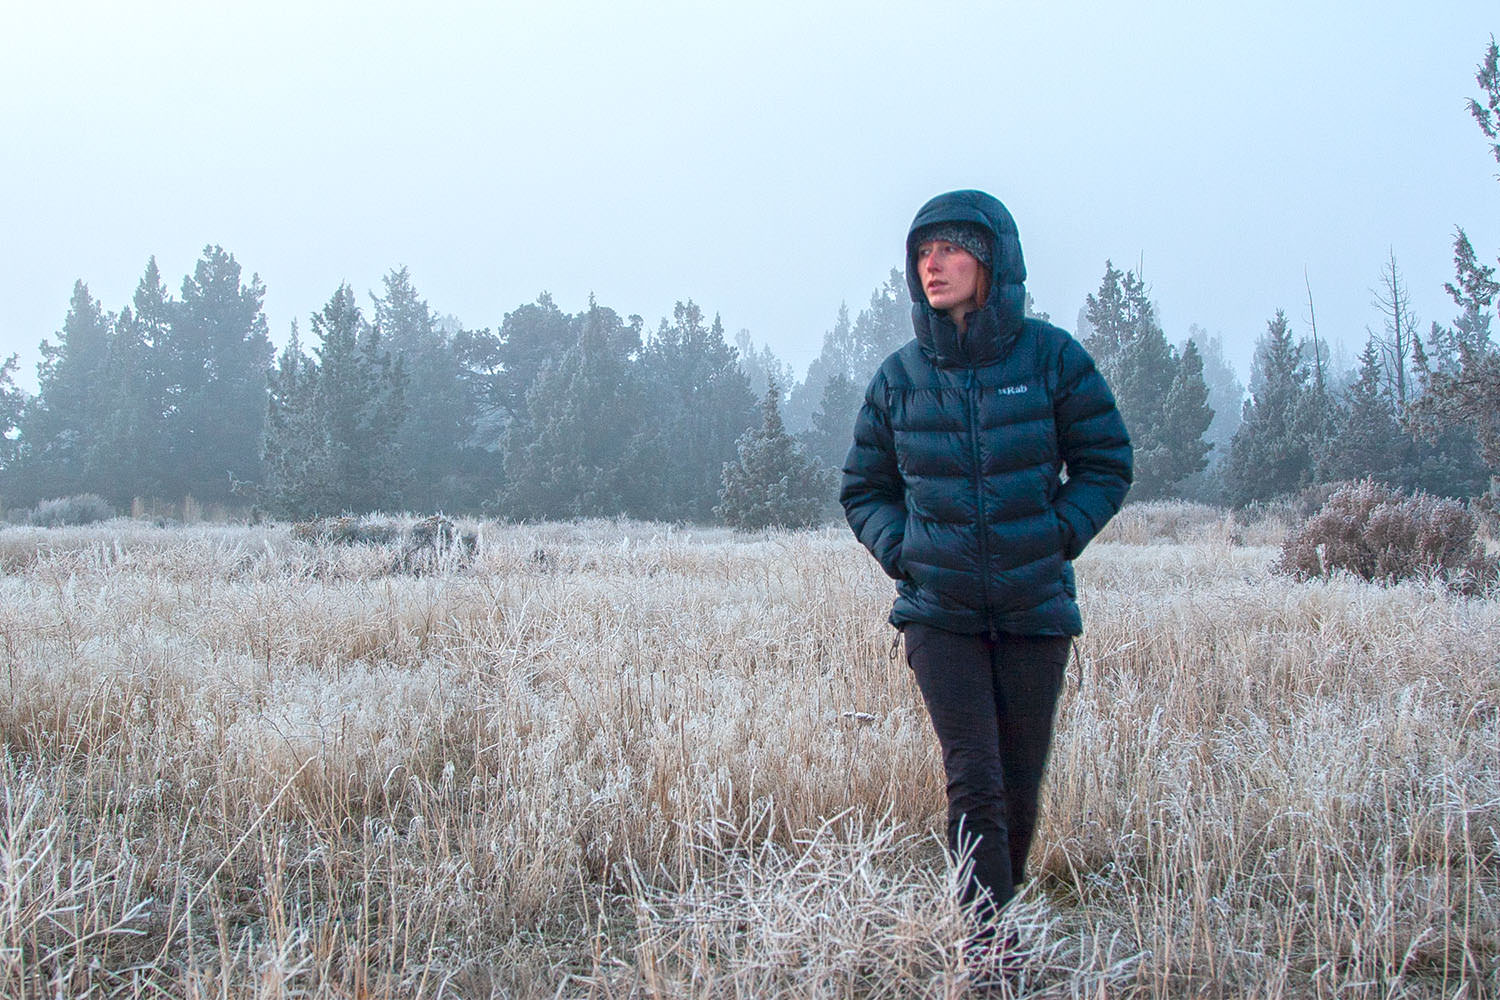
995, 384, 1028, 396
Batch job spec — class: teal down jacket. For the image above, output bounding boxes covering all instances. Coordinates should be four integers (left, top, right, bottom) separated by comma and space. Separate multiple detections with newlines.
840, 190, 1132, 636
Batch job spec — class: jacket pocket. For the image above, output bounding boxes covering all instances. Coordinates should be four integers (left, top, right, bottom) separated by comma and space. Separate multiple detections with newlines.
1052, 507, 1079, 559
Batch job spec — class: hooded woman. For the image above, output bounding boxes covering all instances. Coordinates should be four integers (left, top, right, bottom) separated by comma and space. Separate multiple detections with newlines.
840, 190, 1132, 959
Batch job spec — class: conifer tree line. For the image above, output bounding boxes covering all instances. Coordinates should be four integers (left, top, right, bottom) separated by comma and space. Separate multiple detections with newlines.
1221, 36, 1500, 509
1, 39, 1495, 525
2, 238, 1492, 527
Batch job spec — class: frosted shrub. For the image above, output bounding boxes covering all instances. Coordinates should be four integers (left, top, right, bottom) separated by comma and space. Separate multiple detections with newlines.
288, 513, 479, 576
391, 514, 478, 573
25, 493, 114, 526
1276, 478, 1497, 592
290, 514, 403, 545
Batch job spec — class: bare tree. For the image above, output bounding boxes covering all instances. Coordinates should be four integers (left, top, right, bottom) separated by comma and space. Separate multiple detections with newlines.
1370, 249, 1420, 414
1304, 269, 1327, 396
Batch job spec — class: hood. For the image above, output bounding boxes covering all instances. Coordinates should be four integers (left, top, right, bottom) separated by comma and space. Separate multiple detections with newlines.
906, 189, 1028, 367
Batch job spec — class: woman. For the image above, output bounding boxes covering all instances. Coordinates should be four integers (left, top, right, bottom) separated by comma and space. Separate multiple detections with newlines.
840, 190, 1132, 956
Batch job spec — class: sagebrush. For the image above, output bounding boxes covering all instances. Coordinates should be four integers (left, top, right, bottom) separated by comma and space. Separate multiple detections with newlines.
23, 492, 114, 526
1276, 478, 1497, 592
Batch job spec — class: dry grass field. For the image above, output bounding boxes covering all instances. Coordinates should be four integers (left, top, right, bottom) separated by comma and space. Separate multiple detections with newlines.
0, 503, 1495, 998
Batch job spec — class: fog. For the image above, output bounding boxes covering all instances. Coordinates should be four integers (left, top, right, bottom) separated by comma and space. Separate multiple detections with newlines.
2, 0, 1497, 391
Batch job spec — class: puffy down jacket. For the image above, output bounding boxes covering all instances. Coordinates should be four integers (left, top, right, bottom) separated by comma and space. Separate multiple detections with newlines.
840, 190, 1132, 636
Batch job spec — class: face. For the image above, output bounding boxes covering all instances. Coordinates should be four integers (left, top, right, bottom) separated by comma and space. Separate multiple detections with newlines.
916, 241, 982, 317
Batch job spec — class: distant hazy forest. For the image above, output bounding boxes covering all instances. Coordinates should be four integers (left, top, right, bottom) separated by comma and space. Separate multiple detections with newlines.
2, 42, 1497, 526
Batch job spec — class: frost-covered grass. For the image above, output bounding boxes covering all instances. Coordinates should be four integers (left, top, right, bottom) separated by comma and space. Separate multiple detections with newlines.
0, 508, 1495, 998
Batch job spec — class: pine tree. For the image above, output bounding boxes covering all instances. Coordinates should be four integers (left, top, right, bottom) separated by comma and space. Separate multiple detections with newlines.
1407, 260, 1494, 499
261, 323, 329, 517
734, 329, 795, 402
1465, 33, 1500, 164
786, 302, 855, 433
94, 304, 153, 504
1443, 230, 1499, 355
1081, 261, 1138, 376
310, 284, 406, 514
447, 319, 509, 496
1321, 338, 1403, 484
1225, 310, 1316, 504
486, 292, 575, 420
1178, 328, 1244, 500
1407, 39, 1500, 497
1414, 319, 1498, 485
717, 380, 832, 530
500, 299, 643, 519
799, 370, 862, 473
628, 301, 757, 521
1083, 262, 1212, 499
786, 270, 908, 433
259, 287, 406, 518
1155, 340, 1215, 490
162, 246, 273, 505
14, 281, 116, 502
1407, 413, 1490, 499
373, 267, 483, 510
848, 269, 911, 377
93, 258, 174, 504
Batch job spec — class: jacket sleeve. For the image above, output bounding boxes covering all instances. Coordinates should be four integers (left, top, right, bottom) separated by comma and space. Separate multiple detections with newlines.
840, 371, 908, 580
1052, 336, 1133, 559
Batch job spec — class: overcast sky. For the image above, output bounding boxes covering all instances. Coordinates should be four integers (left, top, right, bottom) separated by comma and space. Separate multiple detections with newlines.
3, 1, 1496, 393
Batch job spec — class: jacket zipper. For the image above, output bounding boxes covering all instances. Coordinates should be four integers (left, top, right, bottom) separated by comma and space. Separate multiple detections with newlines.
966, 368, 997, 640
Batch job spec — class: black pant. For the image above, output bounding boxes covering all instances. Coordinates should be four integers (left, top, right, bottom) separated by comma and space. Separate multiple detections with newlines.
904, 623, 1070, 924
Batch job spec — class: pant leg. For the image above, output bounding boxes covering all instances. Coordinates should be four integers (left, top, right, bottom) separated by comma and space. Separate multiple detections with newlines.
990, 634, 1070, 886
904, 624, 1014, 919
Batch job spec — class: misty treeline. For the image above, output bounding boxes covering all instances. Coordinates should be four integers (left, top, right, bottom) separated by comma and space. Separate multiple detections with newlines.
2, 38, 1497, 526
0, 255, 901, 524
0, 247, 1484, 526
0, 253, 1195, 524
